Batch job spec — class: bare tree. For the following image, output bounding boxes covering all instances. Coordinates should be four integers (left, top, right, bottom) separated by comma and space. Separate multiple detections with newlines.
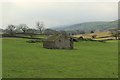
18, 24, 29, 33
36, 22, 44, 34
6, 25, 16, 35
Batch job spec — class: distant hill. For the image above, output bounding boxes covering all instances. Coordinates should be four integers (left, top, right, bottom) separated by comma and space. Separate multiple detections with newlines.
50, 20, 118, 31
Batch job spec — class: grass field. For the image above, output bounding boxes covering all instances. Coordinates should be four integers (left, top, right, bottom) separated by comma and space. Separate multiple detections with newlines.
2, 38, 118, 78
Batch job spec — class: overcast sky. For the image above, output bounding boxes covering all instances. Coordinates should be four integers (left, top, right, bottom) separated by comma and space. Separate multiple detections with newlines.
0, 1, 118, 28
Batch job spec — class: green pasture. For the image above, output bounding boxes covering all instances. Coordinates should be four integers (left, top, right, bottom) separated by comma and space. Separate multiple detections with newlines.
2, 38, 118, 78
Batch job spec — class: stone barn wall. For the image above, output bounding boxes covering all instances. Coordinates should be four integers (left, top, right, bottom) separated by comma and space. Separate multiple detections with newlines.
43, 35, 73, 49
54, 36, 73, 49
43, 41, 55, 49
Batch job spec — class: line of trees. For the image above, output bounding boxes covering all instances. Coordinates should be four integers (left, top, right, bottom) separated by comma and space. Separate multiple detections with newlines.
2, 22, 70, 37
3, 22, 44, 37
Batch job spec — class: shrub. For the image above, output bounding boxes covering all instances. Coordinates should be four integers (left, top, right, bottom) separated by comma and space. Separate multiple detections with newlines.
91, 35, 97, 39
73, 38, 78, 42
78, 36, 84, 40
26, 39, 43, 43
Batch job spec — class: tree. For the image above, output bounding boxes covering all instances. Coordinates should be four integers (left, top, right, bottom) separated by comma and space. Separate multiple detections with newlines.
5, 25, 16, 35
91, 35, 97, 39
0, 28, 3, 33
90, 30, 95, 33
27, 28, 37, 38
36, 22, 44, 34
109, 29, 120, 40
18, 24, 29, 33
78, 36, 84, 40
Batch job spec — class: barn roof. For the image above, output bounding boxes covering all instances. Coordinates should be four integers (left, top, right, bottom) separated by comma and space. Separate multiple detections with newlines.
45, 34, 67, 42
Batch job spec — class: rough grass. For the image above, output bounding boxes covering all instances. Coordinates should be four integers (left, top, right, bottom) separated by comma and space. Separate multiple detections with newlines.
2, 38, 118, 78
94, 37, 115, 40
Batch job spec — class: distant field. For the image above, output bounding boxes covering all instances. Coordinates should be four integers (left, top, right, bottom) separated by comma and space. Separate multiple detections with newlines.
2, 38, 118, 78
72, 32, 114, 40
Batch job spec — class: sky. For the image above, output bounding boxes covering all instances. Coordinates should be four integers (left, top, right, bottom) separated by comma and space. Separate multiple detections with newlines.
0, 0, 118, 28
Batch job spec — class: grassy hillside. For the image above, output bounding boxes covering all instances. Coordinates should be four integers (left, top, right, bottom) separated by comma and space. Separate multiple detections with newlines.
2, 38, 118, 78
52, 20, 118, 31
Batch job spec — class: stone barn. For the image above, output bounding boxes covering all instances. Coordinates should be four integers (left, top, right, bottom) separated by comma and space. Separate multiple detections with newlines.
43, 34, 73, 49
